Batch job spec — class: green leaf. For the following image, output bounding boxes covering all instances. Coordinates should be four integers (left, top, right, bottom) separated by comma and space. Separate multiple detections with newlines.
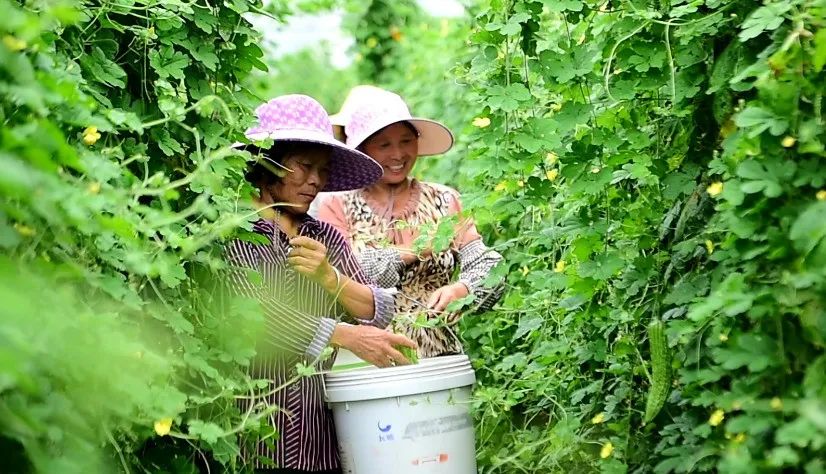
738, 3, 791, 41
734, 106, 789, 137
187, 420, 226, 444
789, 203, 826, 255
79, 47, 127, 88
514, 314, 543, 340
813, 29, 826, 72
149, 46, 190, 80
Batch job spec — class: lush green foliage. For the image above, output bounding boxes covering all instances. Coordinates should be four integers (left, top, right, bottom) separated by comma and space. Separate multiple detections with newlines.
4, 0, 826, 472
0, 1, 285, 472
450, 0, 826, 472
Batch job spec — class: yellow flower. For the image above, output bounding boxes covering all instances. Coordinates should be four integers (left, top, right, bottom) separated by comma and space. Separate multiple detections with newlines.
707, 181, 724, 197
770, 397, 783, 410
591, 412, 605, 424
600, 442, 614, 459
590, 166, 601, 174
517, 180, 525, 188
494, 181, 507, 192
14, 223, 36, 237
719, 333, 728, 342
554, 260, 566, 273
546, 152, 558, 164
816, 190, 826, 201
577, 33, 586, 45
734, 433, 747, 443
521, 266, 529, 276
472, 117, 491, 128
781, 136, 796, 148
365, 37, 378, 49
546, 169, 559, 181
550, 103, 562, 112
389, 25, 403, 42
3, 35, 27, 52
154, 418, 173, 436
705, 240, 714, 255
709, 409, 725, 427
87, 182, 101, 195
82, 126, 101, 146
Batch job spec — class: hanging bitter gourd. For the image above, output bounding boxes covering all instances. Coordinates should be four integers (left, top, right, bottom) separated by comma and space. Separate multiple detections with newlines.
643, 320, 672, 424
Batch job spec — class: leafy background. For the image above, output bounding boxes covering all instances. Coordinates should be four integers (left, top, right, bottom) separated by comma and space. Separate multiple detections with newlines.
2, 0, 825, 473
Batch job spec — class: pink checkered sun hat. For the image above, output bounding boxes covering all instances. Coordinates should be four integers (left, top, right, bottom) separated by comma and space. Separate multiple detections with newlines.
242, 94, 382, 192
343, 90, 454, 156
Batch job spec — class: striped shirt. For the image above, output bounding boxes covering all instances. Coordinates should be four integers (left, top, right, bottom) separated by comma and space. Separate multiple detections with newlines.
225, 216, 395, 471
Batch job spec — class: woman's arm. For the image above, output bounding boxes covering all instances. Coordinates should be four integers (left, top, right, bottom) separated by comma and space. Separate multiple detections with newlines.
457, 238, 505, 312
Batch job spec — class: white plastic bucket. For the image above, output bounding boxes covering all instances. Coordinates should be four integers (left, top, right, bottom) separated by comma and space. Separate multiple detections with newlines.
324, 354, 477, 473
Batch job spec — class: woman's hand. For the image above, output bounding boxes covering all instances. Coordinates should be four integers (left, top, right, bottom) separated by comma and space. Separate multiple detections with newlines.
287, 236, 337, 291
331, 324, 417, 368
427, 282, 470, 313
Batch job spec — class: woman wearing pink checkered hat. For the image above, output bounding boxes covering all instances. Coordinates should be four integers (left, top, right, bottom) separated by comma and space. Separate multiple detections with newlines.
226, 94, 415, 473
316, 88, 505, 358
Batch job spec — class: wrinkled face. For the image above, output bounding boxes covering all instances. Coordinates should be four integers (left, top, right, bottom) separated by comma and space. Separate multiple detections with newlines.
264, 148, 330, 215
361, 122, 419, 185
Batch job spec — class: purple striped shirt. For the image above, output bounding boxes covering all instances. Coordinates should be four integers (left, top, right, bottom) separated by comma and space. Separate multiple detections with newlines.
225, 216, 395, 470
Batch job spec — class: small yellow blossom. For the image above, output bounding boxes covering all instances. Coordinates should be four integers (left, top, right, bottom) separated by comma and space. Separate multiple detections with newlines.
521, 266, 529, 276
389, 25, 403, 42
14, 223, 36, 237
719, 333, 728, 342
781, 136, 796, 148
816, 190, 826, 201
365, 37, 378, 49
591, 412, 605, 424
554, 260, 566, 273
546, 151, 558, 164
709, 409, 725, 427
600, 442, 614, 459
497, 50, 505, 60
590, 166, 601, 174
705, 240, 714, 255
82, 126, 101, 146
770, 397, 783, 410
494, 181, 507, 192
154, 418, 173, 436
550, 103, 562, 112
472, 117, 491, 128
517, 180, 525, 188
3, 35, 27, 51
87, 182, 101, 195
546, 169, 559, 181
577, 33, 586, 45
734, 433, 747, 443
707, 181, 724, 197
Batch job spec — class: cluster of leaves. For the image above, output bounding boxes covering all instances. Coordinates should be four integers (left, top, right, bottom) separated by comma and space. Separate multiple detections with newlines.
443, 0, 826, 472
0, 0, 289, 472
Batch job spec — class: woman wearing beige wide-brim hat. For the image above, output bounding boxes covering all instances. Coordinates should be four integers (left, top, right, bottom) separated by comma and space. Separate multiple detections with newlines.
316, 88, 504, 358
227, 94, 415, 473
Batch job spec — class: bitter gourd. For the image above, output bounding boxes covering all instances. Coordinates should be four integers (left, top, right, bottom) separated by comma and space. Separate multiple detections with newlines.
643, 320, 671, 424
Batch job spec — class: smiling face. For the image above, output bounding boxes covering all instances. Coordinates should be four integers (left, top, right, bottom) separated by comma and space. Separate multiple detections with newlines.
258, 145, 331, 215
360, 122, 419, 185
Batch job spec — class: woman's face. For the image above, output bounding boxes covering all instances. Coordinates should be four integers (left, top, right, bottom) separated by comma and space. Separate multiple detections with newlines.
361, 122, 419, 185
262, 148, 330, 215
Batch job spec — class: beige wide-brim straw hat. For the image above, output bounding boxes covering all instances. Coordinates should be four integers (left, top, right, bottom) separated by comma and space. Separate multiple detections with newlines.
337, 87, 454, 156
239, 94, 382, 192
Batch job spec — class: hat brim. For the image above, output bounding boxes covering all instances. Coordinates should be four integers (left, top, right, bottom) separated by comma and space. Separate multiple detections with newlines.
240, 128, 383, 192
407, 118, 454, 156
348, 118, 454, 157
